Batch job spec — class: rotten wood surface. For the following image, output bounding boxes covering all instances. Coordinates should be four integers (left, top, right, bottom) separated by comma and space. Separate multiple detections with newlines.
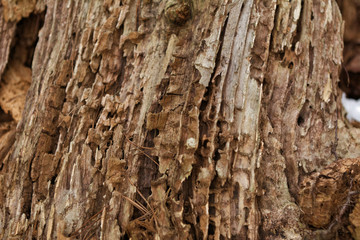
0, 0, 359, 239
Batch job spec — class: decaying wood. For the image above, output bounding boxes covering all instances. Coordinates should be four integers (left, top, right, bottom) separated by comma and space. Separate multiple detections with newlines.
0, 0, 359, 239
0, 5, 15, 78
299, 157, 360, 238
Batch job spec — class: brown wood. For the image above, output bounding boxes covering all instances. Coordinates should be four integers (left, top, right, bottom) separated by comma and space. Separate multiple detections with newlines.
0, 0, 359, 239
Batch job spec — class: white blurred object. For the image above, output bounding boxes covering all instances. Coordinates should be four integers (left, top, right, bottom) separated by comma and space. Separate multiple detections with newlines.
342, 93, 360, 122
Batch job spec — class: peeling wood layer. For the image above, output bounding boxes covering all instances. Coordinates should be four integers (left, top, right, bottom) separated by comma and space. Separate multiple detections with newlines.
0, 5, 15, 76
0, 0, 359, 239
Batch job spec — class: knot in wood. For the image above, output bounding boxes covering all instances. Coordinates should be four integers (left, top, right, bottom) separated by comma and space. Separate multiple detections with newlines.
165, 0, 192, 26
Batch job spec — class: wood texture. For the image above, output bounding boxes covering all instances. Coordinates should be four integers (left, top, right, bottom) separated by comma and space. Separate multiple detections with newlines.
0, 0, 359, 239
